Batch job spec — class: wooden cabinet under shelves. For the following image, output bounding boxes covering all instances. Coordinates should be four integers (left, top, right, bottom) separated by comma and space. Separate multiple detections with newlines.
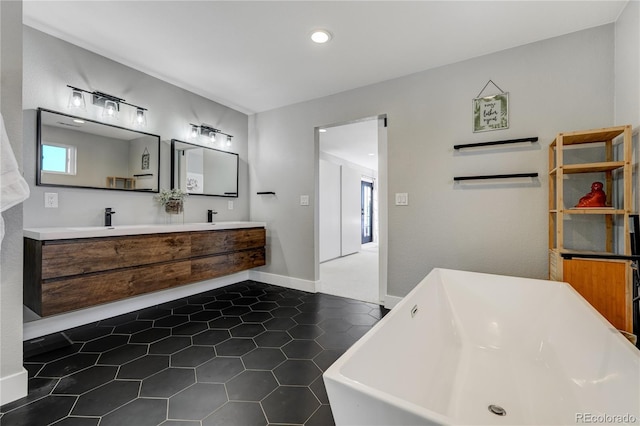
24, 227, 266, 316
548, 125, 634, 332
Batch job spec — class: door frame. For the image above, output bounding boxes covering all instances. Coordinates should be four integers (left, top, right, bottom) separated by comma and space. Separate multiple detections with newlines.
314, 114, 388, 305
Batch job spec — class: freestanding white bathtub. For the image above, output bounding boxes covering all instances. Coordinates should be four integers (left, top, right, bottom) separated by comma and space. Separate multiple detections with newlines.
324, 268, 640, 425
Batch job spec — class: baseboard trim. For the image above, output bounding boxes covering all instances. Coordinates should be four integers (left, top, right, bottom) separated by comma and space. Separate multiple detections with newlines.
249, 270, 317, 293
384, 295, 403, 310
0, 368, 27, 406
24, 271, 250, 341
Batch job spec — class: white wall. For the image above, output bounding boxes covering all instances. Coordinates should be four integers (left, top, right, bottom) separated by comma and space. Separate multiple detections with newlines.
614, 1, 639, 214
340, 165, 362, 256
321, 151, 379, 247
319, 155, 370, 261
0, 0, 28, 405
250, 25, 619, 297
22, 27, 249, 228
319, 159, 341, 262
615, 0, 640, 128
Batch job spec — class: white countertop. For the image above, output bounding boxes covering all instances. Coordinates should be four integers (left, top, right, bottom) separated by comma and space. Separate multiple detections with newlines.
24, 221, 266, 241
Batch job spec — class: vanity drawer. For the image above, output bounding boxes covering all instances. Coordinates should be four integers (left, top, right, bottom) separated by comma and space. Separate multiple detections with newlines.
191, 228, 266, 257
39, 233, 191, 279
191, 248, 266, 282
41, 260, 192, 316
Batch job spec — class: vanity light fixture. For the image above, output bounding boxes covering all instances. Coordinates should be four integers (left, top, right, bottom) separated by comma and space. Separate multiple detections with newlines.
189, 123, 234, 147
102, 99, 119, 119
133, 107, 147, 128
310, 29, 332, 44
65, 85, 147, 124
67, 86, 86, 110
190, 124, 199, 139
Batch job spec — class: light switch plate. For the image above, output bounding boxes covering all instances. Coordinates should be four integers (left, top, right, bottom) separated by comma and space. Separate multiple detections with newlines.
228, 201, 234, 210
44, 192, 58, 208
395, 193, 408, 206
300, 195, 310, 206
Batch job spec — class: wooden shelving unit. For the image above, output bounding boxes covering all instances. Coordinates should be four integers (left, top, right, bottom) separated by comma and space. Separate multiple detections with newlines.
548, 125, 634, 332
106, 176, 136, 189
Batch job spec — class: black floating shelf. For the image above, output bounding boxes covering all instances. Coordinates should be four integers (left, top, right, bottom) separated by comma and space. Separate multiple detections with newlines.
454, 173, 538, 181
133, 173, 154, 177
561, 252, 640, 261
257, 191, 276, 195
454, 137, 538, 150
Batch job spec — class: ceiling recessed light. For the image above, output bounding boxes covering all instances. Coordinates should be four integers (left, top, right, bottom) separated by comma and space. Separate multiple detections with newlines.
319, 128, 327, 133
72, 119, 85, 124
368, 153, 375, 156
311, 30, 332, 44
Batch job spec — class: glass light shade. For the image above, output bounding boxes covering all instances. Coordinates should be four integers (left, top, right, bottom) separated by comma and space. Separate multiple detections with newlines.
190, 125, 199, 139
103, 100, 119, 119
68, 89, 86, 110
226, 136, 232, 147
133, 108, 147, 128
209, 131, 216, 142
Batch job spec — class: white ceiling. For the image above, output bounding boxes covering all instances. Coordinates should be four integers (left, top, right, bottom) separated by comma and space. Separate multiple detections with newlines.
23, 1, 628, 115
320, 119, 379, 171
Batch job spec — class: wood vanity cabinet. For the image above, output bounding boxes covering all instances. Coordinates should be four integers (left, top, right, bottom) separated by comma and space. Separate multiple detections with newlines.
24, 227, 266, 316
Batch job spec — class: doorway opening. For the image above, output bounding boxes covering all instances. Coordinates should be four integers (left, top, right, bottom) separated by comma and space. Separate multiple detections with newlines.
315, 115, 387, 305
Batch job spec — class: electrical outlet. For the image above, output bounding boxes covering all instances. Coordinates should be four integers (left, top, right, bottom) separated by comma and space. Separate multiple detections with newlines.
300, 195, 309, 206
395, 193, 408, 206
228, 200, 234, 210
44, 192, 58, 208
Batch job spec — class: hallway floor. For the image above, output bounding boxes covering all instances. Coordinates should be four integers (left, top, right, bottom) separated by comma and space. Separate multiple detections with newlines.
1, 281, 387, 426
319, 243, 379, 304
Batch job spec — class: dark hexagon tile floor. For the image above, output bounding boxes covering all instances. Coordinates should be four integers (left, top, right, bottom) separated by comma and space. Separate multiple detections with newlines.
2, 280, 388, 425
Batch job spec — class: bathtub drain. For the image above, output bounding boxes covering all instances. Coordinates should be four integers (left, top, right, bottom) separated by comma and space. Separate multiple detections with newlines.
488, 405, 506, 416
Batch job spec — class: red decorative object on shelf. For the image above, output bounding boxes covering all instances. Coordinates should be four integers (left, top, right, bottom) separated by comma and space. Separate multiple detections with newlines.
576, 181, 606, 207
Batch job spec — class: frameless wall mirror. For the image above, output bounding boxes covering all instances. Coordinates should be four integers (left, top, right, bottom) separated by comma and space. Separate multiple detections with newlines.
171, 139, 239, 197
37, 108, 160, 192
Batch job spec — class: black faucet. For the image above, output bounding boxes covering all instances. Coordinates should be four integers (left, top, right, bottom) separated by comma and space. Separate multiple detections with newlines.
105, 208, 116, 227
207, 210, 218, 223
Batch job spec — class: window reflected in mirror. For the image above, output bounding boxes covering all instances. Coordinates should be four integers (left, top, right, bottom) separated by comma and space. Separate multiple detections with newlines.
41, 143, 76, 175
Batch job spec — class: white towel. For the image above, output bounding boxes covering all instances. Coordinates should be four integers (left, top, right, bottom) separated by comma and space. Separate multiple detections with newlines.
0, 113, 30, 245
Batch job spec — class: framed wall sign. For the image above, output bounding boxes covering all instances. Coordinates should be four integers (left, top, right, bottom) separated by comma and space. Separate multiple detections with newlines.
141, 147, 150, 170
473, 93, 509, 132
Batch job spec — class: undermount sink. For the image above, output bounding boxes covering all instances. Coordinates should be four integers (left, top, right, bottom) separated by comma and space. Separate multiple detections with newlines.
67, 225, 153, 231
24, 221, 266, 241
66, 226, 107, 231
